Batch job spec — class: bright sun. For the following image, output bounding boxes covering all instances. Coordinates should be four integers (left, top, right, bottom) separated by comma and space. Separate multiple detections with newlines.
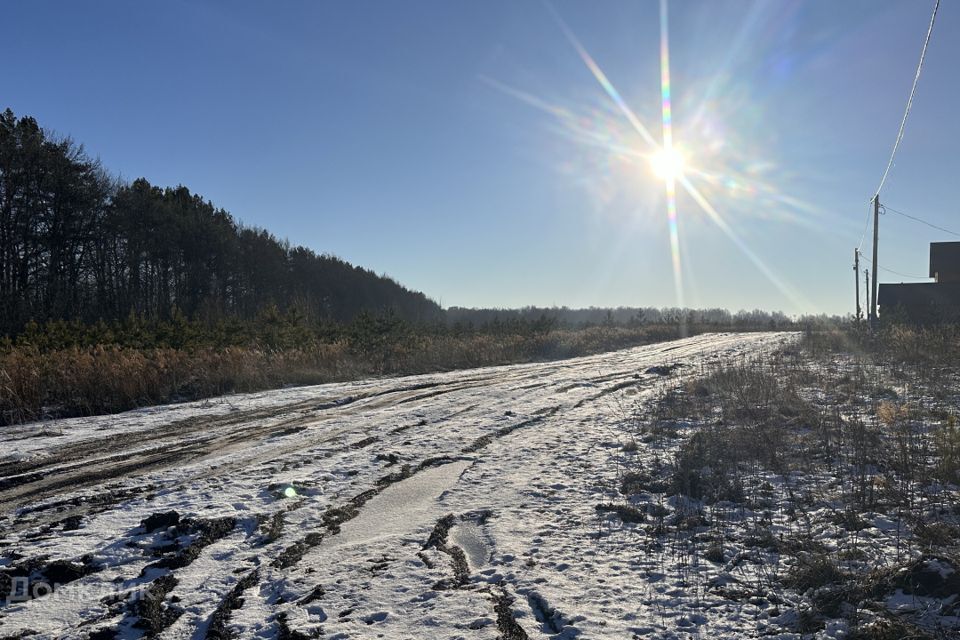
649, 148, 686, 181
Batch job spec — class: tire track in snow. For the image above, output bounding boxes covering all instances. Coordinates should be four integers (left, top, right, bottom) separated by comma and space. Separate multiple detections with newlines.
0, 377, 507, 531
0, 376, 496, 498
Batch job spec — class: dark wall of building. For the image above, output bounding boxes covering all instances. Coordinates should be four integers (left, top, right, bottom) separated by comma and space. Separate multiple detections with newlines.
879, 282, 960, 324
929, 242, 960, 283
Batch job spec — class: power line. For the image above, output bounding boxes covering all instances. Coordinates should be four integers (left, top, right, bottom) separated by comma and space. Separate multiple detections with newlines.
873, 0, 940, 198
859, 245, 927, 280
877, 265, 928, 280
881, 204, 960, 237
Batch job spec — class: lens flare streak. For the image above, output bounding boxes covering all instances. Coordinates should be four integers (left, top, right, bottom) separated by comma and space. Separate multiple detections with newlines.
659, 0, 684, 310
679, 175, 812, 311
479, 75, 648, 162
547, 4, 657, 149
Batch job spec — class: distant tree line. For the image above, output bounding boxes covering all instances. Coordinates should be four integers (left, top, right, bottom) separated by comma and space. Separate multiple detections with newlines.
444, 306, 813, 330
0, 109, 441, 336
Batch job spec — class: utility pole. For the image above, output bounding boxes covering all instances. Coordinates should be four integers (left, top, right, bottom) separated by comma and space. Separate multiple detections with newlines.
870, 196, 880, 326
854, 249, 861, 322
864, 269, 870, 322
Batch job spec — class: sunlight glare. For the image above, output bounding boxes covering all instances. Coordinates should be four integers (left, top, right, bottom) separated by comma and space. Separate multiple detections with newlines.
649, 147, 686, 181
487, 1, 816, 315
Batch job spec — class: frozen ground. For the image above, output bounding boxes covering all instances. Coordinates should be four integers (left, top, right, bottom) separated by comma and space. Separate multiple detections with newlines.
0, 332, 793, 639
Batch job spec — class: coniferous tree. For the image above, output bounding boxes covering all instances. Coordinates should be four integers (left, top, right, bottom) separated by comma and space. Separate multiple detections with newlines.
0, 109, 442, 336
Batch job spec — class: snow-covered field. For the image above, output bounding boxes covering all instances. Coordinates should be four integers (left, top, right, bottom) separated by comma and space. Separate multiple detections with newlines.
0, 332, 793, 639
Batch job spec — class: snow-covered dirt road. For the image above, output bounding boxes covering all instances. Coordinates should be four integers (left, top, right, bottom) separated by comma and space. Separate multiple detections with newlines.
0, 332, 793, 639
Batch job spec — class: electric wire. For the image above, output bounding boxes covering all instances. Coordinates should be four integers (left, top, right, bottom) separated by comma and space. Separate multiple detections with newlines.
854, 200, 956, 288
877, 265, 928, 280
881, 204, 960, 237
857, 0, 940, 316
873, 0, 940, 198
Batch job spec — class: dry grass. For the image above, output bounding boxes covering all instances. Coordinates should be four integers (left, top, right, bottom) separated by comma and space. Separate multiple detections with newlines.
617, 328, 960, 637
0, 344, 357, 425
0, 324, 712, 425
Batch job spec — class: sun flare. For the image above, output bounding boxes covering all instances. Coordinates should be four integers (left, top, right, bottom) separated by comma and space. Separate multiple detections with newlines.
649, 147, 686, 181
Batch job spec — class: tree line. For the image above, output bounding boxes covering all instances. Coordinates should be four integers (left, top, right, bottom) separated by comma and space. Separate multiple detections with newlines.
0, 109, 442, 337
445, 306, 798, 329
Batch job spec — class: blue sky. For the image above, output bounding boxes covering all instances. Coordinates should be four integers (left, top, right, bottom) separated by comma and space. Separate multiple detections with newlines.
3, 1, 958, 315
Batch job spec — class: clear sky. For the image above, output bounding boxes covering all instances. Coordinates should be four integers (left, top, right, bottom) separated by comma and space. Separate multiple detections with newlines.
4, 1, 958, 316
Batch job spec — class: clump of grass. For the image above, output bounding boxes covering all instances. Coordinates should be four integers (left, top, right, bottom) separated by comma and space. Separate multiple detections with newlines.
635, 356, 823, 504
619, 471, 649, 496
933, 416, 960, 483
703, 541, 725, 563
595, 503, 645, 524
671, 426, 745, 503
783, 554, 847, 592
849, 617, 934, 640
876, 401, 909, 426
